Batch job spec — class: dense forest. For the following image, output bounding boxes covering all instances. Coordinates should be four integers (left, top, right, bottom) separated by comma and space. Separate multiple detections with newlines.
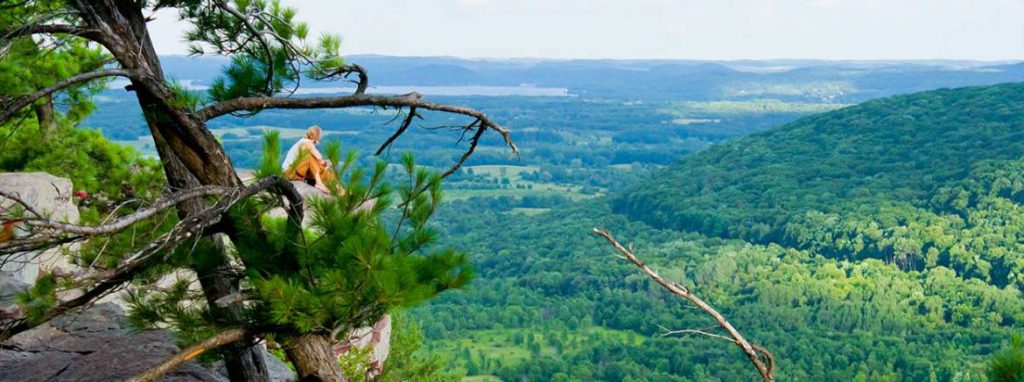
615, 83, 1024, 287
410, 82, 1024, 381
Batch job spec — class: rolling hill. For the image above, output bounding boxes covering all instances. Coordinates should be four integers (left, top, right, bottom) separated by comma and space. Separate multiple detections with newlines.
411, 82, 1024, 381
614, 82, 1024, 286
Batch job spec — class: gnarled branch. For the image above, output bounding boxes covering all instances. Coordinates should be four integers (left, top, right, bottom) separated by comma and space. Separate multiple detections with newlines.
592, 228, 776, 382
0, 68, 135, 125
311, 64, 369, 95
198, 92, 518, 177
1, 23, 100, 42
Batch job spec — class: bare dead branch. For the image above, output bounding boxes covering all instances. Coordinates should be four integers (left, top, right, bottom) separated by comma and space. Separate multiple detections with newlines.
0, 68, 135, 125
311, 64, 369, 95
0, 176, 301, 342
375, 106, 420, 156
592, 228, 775, 382
199, 92, 518, 177
753, 343, 776, 378
0, 186, 230, 254
127, 328, 252, 382
657, 324, 740, 344
0, 190, 44, 219
442, 120, 486, 178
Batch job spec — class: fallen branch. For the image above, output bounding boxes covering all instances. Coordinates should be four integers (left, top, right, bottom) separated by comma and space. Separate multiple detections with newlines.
592, 228, 775, 382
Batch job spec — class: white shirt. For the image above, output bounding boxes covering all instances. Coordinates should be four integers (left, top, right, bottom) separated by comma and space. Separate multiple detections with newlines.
282, 138, 312, 172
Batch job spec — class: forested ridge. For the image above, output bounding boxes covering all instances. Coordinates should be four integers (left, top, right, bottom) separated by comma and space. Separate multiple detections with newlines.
614, 82, 1024, 287
409, 82, 1024, 381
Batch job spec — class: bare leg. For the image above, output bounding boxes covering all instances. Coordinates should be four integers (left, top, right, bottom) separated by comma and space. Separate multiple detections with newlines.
312, 171, 330, 194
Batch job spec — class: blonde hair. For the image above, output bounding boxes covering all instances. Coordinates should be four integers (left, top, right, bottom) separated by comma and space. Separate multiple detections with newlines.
305, 125, 322, 142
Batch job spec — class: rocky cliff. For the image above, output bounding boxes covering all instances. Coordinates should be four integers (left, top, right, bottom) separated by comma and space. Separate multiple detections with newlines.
0, 172, 80, 284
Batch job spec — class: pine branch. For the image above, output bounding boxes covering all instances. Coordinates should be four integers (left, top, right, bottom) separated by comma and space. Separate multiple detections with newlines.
212, 0, 275, 95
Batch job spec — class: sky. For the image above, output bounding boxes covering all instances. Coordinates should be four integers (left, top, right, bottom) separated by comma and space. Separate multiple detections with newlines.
147, 0, 1024, 61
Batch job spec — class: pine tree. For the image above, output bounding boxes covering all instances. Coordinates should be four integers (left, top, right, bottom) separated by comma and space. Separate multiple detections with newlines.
126, 133, 474, 379
987, 335, 1024, 382
1, 1, 515, 380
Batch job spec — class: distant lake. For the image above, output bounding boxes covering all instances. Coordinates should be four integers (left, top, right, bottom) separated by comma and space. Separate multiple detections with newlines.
296, 85, 570, 97
108, 79, 569, 97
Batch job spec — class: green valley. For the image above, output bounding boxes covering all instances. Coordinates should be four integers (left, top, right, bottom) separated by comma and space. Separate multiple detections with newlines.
411, 82, 1024, 381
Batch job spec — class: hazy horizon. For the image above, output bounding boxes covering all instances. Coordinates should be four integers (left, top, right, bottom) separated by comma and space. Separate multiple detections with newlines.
158, 53, 1022, 64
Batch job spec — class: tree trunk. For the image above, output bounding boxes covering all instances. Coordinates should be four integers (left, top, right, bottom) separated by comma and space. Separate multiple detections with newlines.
68, 1, 268, 380
33, 94, 57, 138
286, 333, 346, 382
196, 241, 270, 382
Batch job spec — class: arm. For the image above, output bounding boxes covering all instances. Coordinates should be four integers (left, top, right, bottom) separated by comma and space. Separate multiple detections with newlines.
300, 141, 326, 163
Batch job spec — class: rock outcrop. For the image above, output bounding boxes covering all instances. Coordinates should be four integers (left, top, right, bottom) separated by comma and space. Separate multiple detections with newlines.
0, 285, 296, 382
0, 172, 81, 285
0, 298, 223, 382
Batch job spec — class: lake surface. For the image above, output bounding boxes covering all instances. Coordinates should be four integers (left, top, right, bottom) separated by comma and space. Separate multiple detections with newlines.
294, 85, 569, 97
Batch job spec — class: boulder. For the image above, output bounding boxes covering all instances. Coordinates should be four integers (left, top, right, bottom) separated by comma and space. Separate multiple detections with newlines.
0, 274, 295, 381
0, 172, 80, 285
257, 178, 376, 225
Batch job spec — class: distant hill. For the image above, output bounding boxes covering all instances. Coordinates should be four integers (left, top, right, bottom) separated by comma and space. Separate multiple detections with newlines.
614, 82, 1024, 286
157, 55, 1024, 102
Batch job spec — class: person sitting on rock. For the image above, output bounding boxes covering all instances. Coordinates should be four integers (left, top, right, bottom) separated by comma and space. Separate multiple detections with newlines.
282, 125, 342, 195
